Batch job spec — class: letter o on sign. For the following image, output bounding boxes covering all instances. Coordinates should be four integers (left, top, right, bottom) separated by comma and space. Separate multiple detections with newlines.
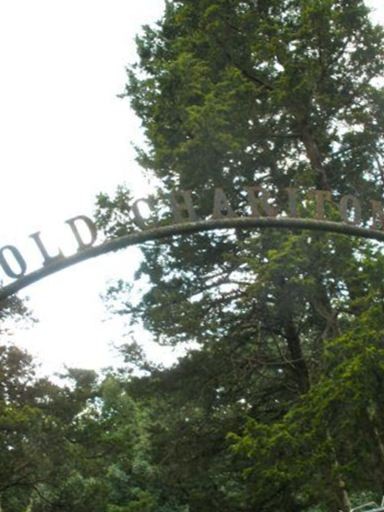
0, 246, 27, 278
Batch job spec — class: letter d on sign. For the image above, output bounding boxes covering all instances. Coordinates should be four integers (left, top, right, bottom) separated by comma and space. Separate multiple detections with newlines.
65, 216, 98, 252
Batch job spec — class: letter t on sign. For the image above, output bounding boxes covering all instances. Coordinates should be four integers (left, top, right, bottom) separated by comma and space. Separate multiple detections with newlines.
309, 190, 333, 220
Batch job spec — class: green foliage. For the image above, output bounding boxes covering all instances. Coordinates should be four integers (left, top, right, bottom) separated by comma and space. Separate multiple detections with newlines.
3, 1, 384, 511
94, 1, 384, 510
122, 0, 384, 196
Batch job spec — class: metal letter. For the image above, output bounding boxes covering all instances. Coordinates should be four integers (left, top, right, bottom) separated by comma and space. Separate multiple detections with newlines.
170, 190, 199, 223
29, 231, 64, 266
65, 215, 98, 252
371, 200, 384, 230
285, 188, 299, 218
245, 186, 277, 217
0, 245, 27, 278
309, 190, 333, 220
339, 195, 362, 226
131, 198, 154, 230
212, 188, 237, 219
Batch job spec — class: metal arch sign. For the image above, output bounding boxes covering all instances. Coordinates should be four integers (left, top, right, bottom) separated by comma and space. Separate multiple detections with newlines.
1, 185, 384, 301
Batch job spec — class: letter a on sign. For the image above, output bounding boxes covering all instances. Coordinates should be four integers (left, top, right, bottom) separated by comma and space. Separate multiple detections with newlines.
212, 188, 237, 219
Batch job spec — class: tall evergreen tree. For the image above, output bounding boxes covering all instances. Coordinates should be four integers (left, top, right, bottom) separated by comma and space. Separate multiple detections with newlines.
97, 1, 384, 510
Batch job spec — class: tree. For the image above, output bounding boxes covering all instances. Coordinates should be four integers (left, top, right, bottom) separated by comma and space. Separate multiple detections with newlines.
0, 344, 102, 512
96, 1, 384, 510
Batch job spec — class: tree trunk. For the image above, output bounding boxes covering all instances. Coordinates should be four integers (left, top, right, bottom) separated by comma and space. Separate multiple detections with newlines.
284, 319, 311, 394
300, 126, 330, 191
327, 430, 351, 511
337, 473, 352, 512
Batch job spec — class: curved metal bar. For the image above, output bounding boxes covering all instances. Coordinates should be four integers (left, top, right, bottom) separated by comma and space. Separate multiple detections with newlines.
0, 217, 383, 301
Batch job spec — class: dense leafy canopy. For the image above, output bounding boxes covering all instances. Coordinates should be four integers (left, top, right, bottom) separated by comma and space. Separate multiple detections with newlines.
96, 0, 384, 510
3, 1, 384, 511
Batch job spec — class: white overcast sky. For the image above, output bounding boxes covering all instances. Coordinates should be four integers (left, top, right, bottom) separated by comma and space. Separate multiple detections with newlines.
0, 1, 383, 375
0, 0, 167, 374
